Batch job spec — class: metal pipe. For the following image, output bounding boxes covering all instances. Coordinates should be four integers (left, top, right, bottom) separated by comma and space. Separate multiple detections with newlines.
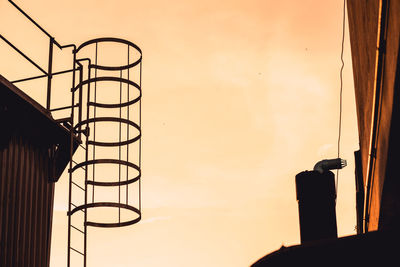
11, 68, 77, 84
60, 44, 76, 49
67, 92, 74, 267
76, 58, 92, 68
67, 47, 77, 267
126, 45, 130, 204
0, 34, 47, 75
92, 42, 98, 203
49, 103, 79, 112
139, 60, 142, 212
75, 57, 91, 267
119, 70, 122, 223
46, 38, 54, 110
75, 58, 91, 140
77, 63, 83, 138
313, 158, 347, 174
363, 0, 388, 233
8, 0, 62, 49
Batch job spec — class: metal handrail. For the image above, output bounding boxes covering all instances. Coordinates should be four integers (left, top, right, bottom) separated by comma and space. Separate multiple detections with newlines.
0, 34, 47, 75
8, 0, 62, 49
1, 0, 77, 111
11, 68, 77, 84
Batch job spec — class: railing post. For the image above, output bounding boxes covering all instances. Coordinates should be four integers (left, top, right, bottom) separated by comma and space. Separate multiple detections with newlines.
46, 37, 54, 111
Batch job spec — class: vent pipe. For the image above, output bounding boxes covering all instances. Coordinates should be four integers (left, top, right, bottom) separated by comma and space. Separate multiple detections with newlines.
295, 158, 346, 244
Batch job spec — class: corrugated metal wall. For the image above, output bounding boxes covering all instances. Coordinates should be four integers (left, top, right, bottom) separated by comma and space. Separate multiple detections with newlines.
0, 135, 55, 267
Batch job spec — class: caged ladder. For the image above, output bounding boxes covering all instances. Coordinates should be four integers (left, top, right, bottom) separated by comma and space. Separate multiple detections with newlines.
67, 38, 142, 267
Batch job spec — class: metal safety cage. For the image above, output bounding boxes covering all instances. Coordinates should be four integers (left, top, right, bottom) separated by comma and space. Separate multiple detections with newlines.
67, 38, 142, 267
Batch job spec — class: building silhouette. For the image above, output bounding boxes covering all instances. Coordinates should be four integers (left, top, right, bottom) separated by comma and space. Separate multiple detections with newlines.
0, 75, 77, 266
252, 0, 400, 265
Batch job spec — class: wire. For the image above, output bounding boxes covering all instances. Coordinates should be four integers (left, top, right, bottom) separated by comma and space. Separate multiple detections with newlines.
336, 0, 346, 194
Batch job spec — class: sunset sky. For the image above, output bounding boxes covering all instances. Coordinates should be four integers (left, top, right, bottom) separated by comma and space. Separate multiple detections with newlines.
0, 0, 359, 266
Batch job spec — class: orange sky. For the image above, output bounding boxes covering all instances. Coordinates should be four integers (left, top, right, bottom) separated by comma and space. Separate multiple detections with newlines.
0, 0, 358, 266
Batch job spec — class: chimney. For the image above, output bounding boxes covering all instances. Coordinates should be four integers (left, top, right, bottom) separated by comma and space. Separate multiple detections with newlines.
296, 170, 338, 243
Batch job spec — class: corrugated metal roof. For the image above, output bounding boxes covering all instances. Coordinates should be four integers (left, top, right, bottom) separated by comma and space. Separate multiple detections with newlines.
0, 74, 79, 181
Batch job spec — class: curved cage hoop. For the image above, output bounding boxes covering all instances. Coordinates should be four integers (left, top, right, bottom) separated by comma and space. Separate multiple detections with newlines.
74, 117, 141, 147
69, 158, 141, 185
75, 37, 142, 71
68, 202, 141, 228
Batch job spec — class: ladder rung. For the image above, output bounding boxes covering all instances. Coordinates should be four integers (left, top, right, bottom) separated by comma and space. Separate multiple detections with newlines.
72, 181, 85, 191
70, 247, 85, 256
71, 224, 85, 234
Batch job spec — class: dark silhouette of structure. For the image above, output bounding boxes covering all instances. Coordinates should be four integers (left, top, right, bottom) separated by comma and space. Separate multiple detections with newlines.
296, 171, 337, 243
347, 0, 400, 233
252, 0, 400, 265
0, 1, 142, 266
252, 230, 399, 266
0, 74, 78, 267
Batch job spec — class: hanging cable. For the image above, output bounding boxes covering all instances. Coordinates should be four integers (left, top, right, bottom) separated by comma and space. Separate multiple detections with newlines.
336, 0, 346, 194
